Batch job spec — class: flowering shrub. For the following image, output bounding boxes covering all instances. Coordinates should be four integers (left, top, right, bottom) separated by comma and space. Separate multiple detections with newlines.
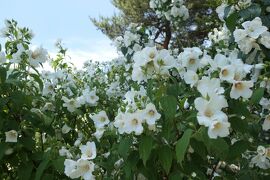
1, 0, 270, 179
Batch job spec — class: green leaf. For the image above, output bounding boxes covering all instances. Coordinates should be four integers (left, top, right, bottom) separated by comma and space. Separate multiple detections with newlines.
175, 129, 193, 165
225, 12, 239, 32
35, 159, 50, 180
29, 73, 43, 91
239, 4, 261, 21
250, 88, 264, 104
208, 139, 229, 160
118, 137, 132, 159
160, 95, 177, 120
230, 117, 248, 134
159, 146, 173, 175
139, 135, 154, 166
228, 140, 249, 161
53, 157, 65, 173
0, 67, 7, 84
0, 142, 8, 160
18, 161, 34, 180
169, 170, 182, 180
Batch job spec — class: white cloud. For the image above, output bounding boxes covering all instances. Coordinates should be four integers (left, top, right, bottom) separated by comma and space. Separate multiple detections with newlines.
44, 38, 119, 70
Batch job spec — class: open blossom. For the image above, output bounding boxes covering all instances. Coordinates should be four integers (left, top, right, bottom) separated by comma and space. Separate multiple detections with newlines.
250, 146, 270, 170
64, 159, 95, 180
90, 111, 110, 128
194, 94, 228, 127
208, 120, 230, 139
241, 17, 268, 39
230, 81, 253, 99
197, 77, 224, 97
183, 70, 198, 87
80, 142, 97, 160
5, 130, 18, 143
62, 96, 81, 113
219, 65, 235, 82
124, 112, 144, 135
28, 46, 48, 67
179, 47, 203, 71
143, 103, 161, 125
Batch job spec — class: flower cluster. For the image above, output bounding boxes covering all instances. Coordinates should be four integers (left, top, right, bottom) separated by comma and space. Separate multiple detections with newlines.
149, 0, 189, 22
234, 17, 269, 54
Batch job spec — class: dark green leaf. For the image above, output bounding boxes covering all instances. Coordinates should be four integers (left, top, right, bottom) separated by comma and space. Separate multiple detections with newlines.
175, 129, 193, 165
18, 161, 34, 180
118, 137, 132, 159
139, 135, 154, 166
250, 88, 264, 104
228, 140, 249, 160
159, 146, 173, 174
160, 95, 177, 120
35, 159, 50, 180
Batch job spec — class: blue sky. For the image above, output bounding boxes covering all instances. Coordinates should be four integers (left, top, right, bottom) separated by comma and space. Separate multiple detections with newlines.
0, 0, 119, 68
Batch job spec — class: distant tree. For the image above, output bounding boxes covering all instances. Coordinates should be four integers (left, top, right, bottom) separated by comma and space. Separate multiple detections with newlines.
91, 0, 225, 49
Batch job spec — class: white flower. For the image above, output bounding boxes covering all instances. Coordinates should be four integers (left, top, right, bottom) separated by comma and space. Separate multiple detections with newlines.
233, 29, 248, 42
262, 115, 270, 131
62, 124, 71, 134
216, 3, 228, 21
124, 112, 144, 135
179, 47, 203, 71
237, 37, 258, 54
93, 128, 105, 140
5, 130, 18, 143
62, 97, 81, 113
64, 159, 95, 180
143, 103, 161, 125
219, 65, 235, 82
195, 95, 228, 127
114, 112, 126, 134
183, 70, 198, 87
208, 121, 230, 139
28, 46, 48, 67
10, 44, 25, 64
250, 146, 270, 170
230, 81, 253, 99
242, 17, 268, 39
0, 51, 6, 64
79, 88, 99, 106
197, 77, 224, 97
80, 142, 97, 160
59, 147, 73, 158
90, 111, 110, 128
259, 31, 270, 49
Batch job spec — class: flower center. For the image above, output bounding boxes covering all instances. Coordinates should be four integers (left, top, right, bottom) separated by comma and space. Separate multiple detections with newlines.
148, 110, 155, 116
213, 122, 221, 130
235, 82, 244, 90
189, 58, 196, 65
100, 117, 106, 122
31, 51, 39, 59
221, 69, 229, 76
204, 109, 213, 117
131, 118, 139, 125
149, 52, 156, 59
